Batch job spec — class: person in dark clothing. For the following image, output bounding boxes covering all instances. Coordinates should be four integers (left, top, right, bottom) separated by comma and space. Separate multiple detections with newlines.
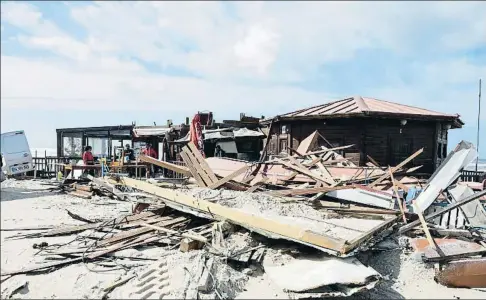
124, 144, 135, 161
124, 144, 135, 177
214, 145, 225, 157
82, 146, 95, 177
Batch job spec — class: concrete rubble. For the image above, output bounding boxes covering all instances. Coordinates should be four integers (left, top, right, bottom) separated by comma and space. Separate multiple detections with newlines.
1, 137, 486, 299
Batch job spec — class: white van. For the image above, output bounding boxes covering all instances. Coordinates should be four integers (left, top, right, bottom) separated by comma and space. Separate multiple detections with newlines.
1, 130, 35, 176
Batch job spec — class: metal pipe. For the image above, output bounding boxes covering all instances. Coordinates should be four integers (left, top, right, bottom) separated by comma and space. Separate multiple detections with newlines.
476, 79, 482, 172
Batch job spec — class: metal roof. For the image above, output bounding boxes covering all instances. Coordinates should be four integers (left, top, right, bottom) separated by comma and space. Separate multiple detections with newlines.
262, 96, 463, 126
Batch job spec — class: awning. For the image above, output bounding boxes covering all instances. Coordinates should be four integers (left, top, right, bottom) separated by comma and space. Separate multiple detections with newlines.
174, 128, 263, 143
133, 126, 173, 137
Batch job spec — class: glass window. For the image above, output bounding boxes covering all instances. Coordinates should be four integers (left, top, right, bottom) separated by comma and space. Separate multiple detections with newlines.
63, 137, 82, 157
87, 138, 109, 157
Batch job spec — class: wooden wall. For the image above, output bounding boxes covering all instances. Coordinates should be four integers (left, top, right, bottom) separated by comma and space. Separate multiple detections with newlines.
267, 117, 444, 174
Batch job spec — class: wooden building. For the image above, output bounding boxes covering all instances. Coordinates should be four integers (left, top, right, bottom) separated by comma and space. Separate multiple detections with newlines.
260, 96, 464, 174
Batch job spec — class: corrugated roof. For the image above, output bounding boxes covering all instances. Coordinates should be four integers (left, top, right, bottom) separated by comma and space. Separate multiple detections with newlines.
277, 96, 461, 120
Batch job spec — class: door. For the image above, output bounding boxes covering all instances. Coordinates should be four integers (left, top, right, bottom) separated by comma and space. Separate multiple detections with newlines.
389, 135, 414, 166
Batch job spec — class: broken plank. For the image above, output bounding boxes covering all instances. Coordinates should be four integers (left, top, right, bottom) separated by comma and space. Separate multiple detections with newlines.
139, 155, 191, 177
389, 167, 407, 223
141, 223, 208, 243
111, 177, 349, 255
277, 159, 334, 186
187, 143, 218, 183
180, 151, 206, 187
182, 147, 213, 186
208, 165, 252, 189
369, 148, 424, 187
270, 185, 349, 197
412, 202, 443, 256
399, 189, 486, 234
96, 216, 187, 247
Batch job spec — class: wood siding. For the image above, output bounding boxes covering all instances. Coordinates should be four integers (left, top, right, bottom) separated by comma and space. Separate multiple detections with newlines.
268, 117, 445, 174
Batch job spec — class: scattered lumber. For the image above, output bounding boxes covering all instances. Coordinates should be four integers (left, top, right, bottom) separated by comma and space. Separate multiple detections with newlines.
138, 154, 192, 177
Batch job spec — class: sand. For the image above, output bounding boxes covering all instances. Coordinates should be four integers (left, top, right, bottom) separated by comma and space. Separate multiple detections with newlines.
2, 179, 485, 299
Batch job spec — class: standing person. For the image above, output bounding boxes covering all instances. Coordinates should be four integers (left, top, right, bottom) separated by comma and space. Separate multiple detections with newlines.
124, 144, 135, 161
82, 146, 95, 177
124, 144, 135, 177
142, 143, 158, 178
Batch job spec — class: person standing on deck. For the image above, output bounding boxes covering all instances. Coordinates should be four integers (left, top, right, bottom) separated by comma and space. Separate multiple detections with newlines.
142, 143, 158, 178
82, 146, 95, 176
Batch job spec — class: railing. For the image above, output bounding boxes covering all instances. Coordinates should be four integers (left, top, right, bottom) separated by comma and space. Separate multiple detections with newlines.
28, 156, 74, 178
460, 170, 486, 183
163, 160, 187, 179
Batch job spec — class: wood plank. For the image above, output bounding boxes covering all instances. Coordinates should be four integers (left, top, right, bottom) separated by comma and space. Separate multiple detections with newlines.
389, 167, 407, 223
111, 177, 348, 254
141, 223, 207, 243
270, 185, 349, 197
399, 190, 486, 234
187, 142, 218, 183
367, 155, 380, 167
208, 165, 252, 189
180, 151, 206, 187
412, 202, 444, 257
277, 159, 335, 186
96, 216, 187, 247
369, 148, 424, 187
182, 148, 211, 187
138, 155, 191, 177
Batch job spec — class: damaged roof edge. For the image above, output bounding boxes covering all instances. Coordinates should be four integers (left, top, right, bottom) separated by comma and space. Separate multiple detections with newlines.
260, 113, 464, 128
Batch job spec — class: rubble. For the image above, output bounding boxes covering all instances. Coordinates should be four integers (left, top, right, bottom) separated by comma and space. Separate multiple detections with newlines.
2, 136, 486, 299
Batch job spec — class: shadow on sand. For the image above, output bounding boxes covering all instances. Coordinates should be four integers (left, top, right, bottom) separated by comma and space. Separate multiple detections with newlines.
0, 187, 57, 202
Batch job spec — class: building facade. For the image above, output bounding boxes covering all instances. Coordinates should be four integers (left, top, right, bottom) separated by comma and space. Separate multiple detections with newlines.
260, 96, 464, 174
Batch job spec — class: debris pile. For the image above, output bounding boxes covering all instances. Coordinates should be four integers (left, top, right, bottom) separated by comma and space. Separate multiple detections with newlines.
1, 132, 485, 299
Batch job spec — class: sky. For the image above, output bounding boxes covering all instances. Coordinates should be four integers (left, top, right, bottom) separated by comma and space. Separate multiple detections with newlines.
1, 1, 485, 155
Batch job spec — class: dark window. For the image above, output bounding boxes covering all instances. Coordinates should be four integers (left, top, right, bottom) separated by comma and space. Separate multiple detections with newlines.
442, 143, 447, 158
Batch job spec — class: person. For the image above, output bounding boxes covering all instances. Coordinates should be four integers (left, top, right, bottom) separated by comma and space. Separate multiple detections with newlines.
124, 144, 135, 161
142, 143, 157, 158
142, 143, 158, 178
82, 146, 95, 176
214, 145, 224, 157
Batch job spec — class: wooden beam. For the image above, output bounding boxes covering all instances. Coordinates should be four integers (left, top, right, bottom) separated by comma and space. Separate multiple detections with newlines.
270, 185, 349, 197
141, 223, 207, 243
367, 155, 380, 167
208, 165, 252, 189
109, 177, 348, 254
369, 148, 424, 187
412, 202, 444, 257
138, 155, 191, 177
277, 158, 335, 186
186, 143, 218, 183
300, 145, 355, 157
259, 118, 275, 163
180, 151, 206, 187
389, 167, 407, 223
399, 189, 486, 234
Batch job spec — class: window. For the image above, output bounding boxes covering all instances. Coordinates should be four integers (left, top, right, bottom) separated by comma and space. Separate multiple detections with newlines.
442, 143, 447, 158
63, 137, 82, 157
87, 138, 109, 157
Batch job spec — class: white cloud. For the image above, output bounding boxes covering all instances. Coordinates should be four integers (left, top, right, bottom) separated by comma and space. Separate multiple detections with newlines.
1, 1, 485, 126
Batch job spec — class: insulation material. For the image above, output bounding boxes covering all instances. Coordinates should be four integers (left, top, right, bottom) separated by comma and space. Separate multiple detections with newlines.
413, 141, 477, 213
264, 255, 380, 296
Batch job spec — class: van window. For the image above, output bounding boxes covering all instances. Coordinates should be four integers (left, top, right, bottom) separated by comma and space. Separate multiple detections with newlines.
2, 133, 29, 154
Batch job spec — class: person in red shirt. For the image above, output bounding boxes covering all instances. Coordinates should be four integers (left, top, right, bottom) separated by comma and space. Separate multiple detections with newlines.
82, 146, 95, 176
142, 143, 158, 178
142, 143, 157, 158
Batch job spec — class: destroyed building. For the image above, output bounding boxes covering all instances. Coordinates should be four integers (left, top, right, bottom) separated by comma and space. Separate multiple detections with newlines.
260, 96, 464, 174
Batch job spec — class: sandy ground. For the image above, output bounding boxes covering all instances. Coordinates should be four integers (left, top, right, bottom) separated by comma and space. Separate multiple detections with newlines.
1, 179, 486, 299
